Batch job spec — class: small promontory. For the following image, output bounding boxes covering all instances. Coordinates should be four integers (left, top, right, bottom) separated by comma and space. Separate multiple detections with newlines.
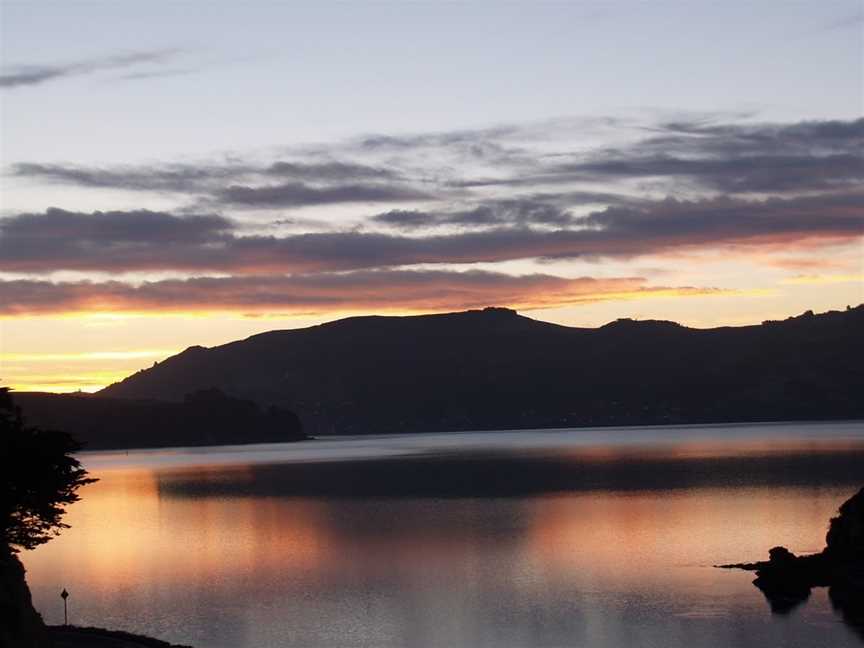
719, 487, 864, 629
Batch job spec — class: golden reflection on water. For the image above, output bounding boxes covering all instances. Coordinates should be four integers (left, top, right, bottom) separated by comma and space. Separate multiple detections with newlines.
26, 468, 848, 594
29, 468, 334, 591
526, 490, 834, 585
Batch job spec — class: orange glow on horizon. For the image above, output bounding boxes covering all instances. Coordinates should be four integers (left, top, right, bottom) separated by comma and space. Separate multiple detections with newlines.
1, 286, 743, 392
0, 285, 740, 319
780, 273, 864, 286
2, 281, 860, 393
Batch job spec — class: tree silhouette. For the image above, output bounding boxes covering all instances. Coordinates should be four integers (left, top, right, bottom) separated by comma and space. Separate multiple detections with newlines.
0, 387, 96, 552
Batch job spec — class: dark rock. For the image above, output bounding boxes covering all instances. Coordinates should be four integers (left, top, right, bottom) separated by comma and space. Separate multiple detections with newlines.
826, 487, 864, 561
0, 548, 48, 648
720, 487, 864, 632
768, 546, 797, 564
829, 576, 864, 641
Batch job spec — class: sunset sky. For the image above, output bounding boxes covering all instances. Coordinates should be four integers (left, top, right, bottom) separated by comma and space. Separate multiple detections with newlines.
1, 1, 862, 392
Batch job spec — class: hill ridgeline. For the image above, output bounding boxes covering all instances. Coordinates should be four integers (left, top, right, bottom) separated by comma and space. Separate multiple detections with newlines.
90, 305, 863, 437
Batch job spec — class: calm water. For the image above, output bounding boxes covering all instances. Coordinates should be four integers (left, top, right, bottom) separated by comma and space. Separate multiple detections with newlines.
23, 422, 864, 648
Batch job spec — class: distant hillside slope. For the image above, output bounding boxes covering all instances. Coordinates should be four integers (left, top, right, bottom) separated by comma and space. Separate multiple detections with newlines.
14, 388, 307, 450
99, 305, 864, 435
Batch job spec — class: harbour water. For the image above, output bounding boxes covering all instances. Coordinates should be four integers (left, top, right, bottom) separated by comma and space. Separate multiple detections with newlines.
23, 421, 864, 647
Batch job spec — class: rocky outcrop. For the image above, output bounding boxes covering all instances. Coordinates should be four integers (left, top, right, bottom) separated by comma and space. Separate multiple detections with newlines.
826, 486, 864, 561
719, 487, 864, 636
0, 548, 47, 648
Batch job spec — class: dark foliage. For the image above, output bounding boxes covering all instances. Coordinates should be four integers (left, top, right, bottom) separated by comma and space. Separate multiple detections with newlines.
0, 388, 96, 552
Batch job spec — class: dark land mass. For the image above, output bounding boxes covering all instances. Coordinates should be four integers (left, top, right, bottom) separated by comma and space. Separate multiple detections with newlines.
98, 304, 863, 436
13, 388, 307, 451
2, 549, 196, 648
47, 626, 193, 648
719, 486, 864, 639
14, 305, 864, 446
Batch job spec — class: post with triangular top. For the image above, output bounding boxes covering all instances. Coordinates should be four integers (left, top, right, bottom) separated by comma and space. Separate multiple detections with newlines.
60, 588, 69, 626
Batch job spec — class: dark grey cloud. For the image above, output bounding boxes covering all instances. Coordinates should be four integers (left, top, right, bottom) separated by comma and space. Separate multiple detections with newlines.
348, 121, 552, 169
12, 160, 409, 201
0, 50, 182, 88
11, 162, 247, 192
554, 153, 864, 193
638, 118, 864, 168
357, 124, 522, 151
266, 161, 399, 181
457, 118, 864, 194
0, 208, 232, 271
217, 181, 431, 208
15, 116, 860, 210
353, 116, 625, 154
579, 192, 864, 243
373, 198, 586, 229
114, 68, 198, 82
2, 193, 861, 275
0, 270, 689, 316
611, 118, 864, 192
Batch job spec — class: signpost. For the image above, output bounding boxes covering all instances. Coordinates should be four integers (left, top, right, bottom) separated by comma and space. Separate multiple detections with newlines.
60, 589, 69, 626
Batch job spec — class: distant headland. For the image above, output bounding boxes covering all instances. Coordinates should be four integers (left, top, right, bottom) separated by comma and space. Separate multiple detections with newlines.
14, 304, 864, 448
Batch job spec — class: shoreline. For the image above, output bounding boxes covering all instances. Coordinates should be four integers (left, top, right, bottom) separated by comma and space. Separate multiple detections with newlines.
47, 625, 193, 648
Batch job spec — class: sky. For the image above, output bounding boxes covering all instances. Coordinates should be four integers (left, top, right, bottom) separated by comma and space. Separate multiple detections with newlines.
1, 0, 862, 392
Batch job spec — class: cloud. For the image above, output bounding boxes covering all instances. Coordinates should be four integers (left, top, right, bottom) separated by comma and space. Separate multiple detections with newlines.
374, 200, 579, 229
0, 270, 721, 316
11, 162, 248, 192
5, 115, 631, 201
12, 117, 863, 210
780, 274, 864, 286
355, 123, 526, 157
0, 206, 231, 245
351, 116, 627, 159
762, 256, 857, 272
457, 118, 864, 194
216, 181, 431, 208
551, 154, 864, 193
113, 68, 198, 82
1, 192, 861, 275
266, 161, 399, 182
11, 160, 410, 201
374, 205, 571, 229
649, 118, 864, 155
0, 49, 183, 88
372, 193, 633, 230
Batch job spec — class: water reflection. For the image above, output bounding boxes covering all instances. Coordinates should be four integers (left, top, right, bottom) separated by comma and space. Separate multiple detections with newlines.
21, 425, 864, 648
155, 442, 864, 499
830, 585, 864, 641
753, 576, 864, 641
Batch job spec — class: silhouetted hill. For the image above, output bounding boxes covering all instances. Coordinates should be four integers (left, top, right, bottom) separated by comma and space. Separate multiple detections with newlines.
14, 388, 307, 450
90, 305, 864, 436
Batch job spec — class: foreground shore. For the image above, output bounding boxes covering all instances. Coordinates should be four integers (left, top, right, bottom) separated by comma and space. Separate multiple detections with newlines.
47, 626, 192, 648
